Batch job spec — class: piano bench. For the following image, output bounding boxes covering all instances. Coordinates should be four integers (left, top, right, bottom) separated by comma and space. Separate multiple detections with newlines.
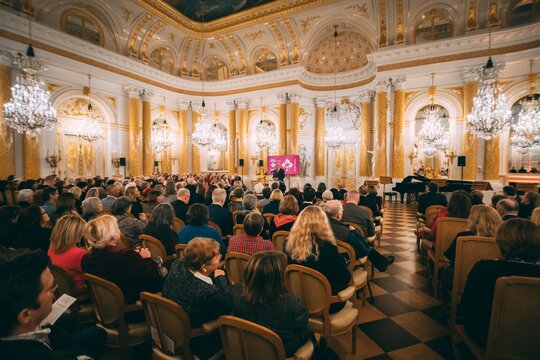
384, 192, 397, 204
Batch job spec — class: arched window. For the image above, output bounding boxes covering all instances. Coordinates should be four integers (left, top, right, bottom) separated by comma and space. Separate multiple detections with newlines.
414, 104, 450, 176
204, 57, 229, 81
508, 0, 540, 27
149, 48, 174, 74
414, 9, 453, 43
61, 11, 103, 46
508, 93, 540, 172
253, 49, 278, 73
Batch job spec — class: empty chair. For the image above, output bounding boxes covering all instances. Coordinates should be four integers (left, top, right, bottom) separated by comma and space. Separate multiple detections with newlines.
172, 217, 185, 233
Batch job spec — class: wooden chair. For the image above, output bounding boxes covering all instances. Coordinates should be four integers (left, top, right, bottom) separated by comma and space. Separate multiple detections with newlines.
453, 276, 540, 359
83, 273, 150, 359
418, 205, 446, 249
263, 213, 275, 226
233, 210, 246, 225
359, 205, 382, 247
139, 234, 167, 260
172, 217, 185, 234
426, 217, 469, 298
271, 231, 289, 252
336, 240, 371, 305
140, 292, 222, 360
233, 224, 245, 236
175, 244, 187, 259
224, 252, 251, 286
450, 236, 500, 325
208, 220, 222, 237
218, 315, 313, 360
49, 265, 94, 327
285, 264, 359, 354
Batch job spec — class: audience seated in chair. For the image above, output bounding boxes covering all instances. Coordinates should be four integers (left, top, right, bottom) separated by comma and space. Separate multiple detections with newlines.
208, 188, 234, 236
417, 182, 448, 215
341, 190, 375, 237
163, 237, 230, 359
269, 195, 299, 238
100, 183, 120, 212
81, 197, 103, 222
286, 205, 351, 314
142, 203, 177, 256
124, 186, 143, 220
230, 251, 312, 357
459, 219, 540, 346
496, 198, 519, 221
262, 189, 283, 215
142, 190, 164, 214
112, 196, 147, 249
258, 186, 272, 207
178, 204, 226, 256
228, 213, 273, 255
10, 205, 52, 252
358, 185, 380, 218
171, 188, 190, 221
518, 191, 540, 219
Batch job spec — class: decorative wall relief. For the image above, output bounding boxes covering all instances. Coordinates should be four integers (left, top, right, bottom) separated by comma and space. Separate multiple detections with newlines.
299, 144, 311, 177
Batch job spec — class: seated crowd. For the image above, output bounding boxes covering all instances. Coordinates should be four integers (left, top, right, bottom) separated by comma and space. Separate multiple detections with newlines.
0, 173, 539, 359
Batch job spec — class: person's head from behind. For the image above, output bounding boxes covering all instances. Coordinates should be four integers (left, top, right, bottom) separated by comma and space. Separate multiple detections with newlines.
111, 196, 132, 216
495, 219, 540, 262
324, 200, 343, 220
346, 190, 360, 204
427, 182, 439, 193
0, 206, 22, 226
41, 187, 58, 204
150, 203, 174, 227
124, 186, 140, 201
367, 185, 378, 196
187, 203, 209, 226
147, 190, 164, 204
243, 213, 264, 237
242, 251, 288, 305
287, 205, 335, 261
86, 187, 100, 199
184, 237, 221, 274
317, 182, 327, 194
521, 191, 540, 207
243, 194, 258, 211
50, 215, 86, 253
491, 194, 506, 209
470, 190, 484, 205
448, 191, 472, 218
531, 208, 540, 226
165, 180, 176, 196
56, 192, 76, 213
262, 186, 272, 200
279, 195, 299, 216
0, 249, 54, 337
82, 197, 102, 219
502, 185, 517, 197
468, 205, 502, 238
270, 189, 283, 203
177, 188, 190, 204
358, 185, 368, 196
84, 214, 121, 249
303, 187, 316, 203
68, 186, 82, 200
17, 189, 33, 204
212, 188, 227, 205
496, 198, 519, 216
231, 188, 244, 200
106, 183, 120, 197
321, 190, 333, 202
17, 205, 47, 229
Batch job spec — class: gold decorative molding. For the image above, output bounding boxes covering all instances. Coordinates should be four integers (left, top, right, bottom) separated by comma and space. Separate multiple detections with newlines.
122, 6, 133, 22
448, 86, 463, 99
467, 0, 478, 31
0, 64, 15, 177
48, 83, 62, 93
268, 21, 288, 66
395, 0, 404, 44
244, 29, 265, 41
378, 0, 387, 47
128, 14, 153, 57
300, 15, 320, 33
404, 91, 417, 105
107, 96, 117, 109
489, 1, 499, 27
217, 36, 238, 75
57, 98, 104, 121
227, 34, 247, 74
282, 19, 300, 64
180, 37, 193, 75
192, 38, 202, 77
345, 4, 368, 17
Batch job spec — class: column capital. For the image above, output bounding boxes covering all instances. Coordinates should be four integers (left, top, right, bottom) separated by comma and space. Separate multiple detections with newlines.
375, 79, 391, 92
357, 90, 375, 103
462, 67, 482, 82
176, 99, 191, 110
391, 77, 406, 90
226, 99, 237, 110
140, 89, 154, 101
277, 92, 290, 104
289, 92, 302, 103
314, 97, 327, 107
237, 99, 250, 109
123, 86, 143, 99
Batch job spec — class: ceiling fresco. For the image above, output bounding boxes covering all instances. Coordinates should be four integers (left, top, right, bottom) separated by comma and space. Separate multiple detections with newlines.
163, 0, 275, 22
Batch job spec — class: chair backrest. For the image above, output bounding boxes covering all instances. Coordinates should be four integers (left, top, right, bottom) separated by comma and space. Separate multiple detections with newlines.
358, 205, 374, 218
263, 213, 275, 226
140, 234, 167, 260
208, 220, 222, 236
451, 236, 499, 324
233, 224, 245, 236
342, 222, 365, 238
434, 217, 469, 261
335, 240, 356, 282
218, 315, 286, 360
285, 264, 331, 319
83, 273, 125, 326
485, 276, 540, 359
424, 205, 445, 227
50, 264, 78, 299
175, 244, 187, 259
224, 252, 252, 286
172, 217, 185, 233
140, 291, 193, 358
233, 210, 245, 225
271, 231, 289, 252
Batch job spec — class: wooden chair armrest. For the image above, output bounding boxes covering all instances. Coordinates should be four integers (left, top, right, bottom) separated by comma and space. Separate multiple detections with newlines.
125, 301, 143, 313
356, 256, 368, 266
335, 286, 355, 302
191, 319, 219, 338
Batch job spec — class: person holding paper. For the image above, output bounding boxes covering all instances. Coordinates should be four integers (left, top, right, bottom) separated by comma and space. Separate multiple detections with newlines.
0, 249, 106, 359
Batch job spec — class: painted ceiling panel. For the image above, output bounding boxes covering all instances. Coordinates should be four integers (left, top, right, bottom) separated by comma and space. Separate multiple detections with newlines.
163, 0, 275, 22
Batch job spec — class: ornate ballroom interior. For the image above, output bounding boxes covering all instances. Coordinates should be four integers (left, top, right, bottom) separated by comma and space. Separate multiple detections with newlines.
1, 0, 540, 189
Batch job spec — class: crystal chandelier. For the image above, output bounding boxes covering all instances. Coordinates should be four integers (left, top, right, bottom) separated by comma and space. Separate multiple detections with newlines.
208, 109, 228, 153
419, 74, 448, 156
255, 98, 277, 151
465, 22, 511, 140
76, 75, 102, 143
3, 20, 56, 137
152, 117, 173, 154
325, 26, 346, 149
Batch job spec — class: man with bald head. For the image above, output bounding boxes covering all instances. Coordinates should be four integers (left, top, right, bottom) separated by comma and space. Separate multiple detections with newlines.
342, 190, 375, 237
172, 188, 191, 221
496, 198, 519, 221
208, 188, 233, 236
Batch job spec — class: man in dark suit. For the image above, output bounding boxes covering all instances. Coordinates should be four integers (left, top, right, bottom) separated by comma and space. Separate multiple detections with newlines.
208, 188, 234, 236
417, 182, 448, 215
341, 190, 375, 237
272, 167, 285, 182
172, 188, 190, 221
299, 187, 316, 212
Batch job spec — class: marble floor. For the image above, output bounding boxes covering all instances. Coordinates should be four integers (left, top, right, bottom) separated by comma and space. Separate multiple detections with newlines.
330, 201, 454, 360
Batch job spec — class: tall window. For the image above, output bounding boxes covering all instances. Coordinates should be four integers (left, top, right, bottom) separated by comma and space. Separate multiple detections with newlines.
254, 49, 278, 73
204, 57, 229, 81
508, 94, 540, 171
508, 0, 540, 27
414, 9, 453, 43
149, 48, 174, 74
62, 11, 103, 46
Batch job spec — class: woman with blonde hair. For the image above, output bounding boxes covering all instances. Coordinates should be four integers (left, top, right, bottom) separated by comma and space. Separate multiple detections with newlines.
81, 214, 162, 305
286, 205, 351, 313
531, 207, 540, 226
262, 189, 283, 215
48, 215, 88, 299
269, 195, 299, 237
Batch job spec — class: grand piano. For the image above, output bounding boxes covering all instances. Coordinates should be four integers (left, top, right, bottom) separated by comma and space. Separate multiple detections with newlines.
392, 175, 474, 203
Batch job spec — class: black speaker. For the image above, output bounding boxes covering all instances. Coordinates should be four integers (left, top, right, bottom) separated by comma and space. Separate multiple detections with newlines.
239, 159, 244, 167
119, 157, 126, 166
458, 156, 466, 167
154, 161, 158, 167
258, 160, 264, 167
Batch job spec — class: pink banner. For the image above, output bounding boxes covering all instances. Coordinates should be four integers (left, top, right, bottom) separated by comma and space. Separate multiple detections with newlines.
267, 155, 300, 175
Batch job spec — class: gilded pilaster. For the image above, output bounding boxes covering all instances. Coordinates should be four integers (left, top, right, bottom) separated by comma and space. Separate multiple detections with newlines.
290, 93, 301, 155
141, 89, 153, 176
191, 110, 200, 174
227, 101, 237, 173
0, 64, 15, 177
238, 99, 250, 174
375, 82, 389, 177
392, 83, 406, 178
124, 86, 141, 176
277, 93, 287, 155
23, 133, 40, 178
484, 137, 499, 180
177, 100, 189, 175
358, 91, 374, 177
463, 68, 479, 180
314, 97, 326, 177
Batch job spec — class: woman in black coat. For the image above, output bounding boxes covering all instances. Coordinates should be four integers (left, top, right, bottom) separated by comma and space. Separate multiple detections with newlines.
142, 203, 177, 256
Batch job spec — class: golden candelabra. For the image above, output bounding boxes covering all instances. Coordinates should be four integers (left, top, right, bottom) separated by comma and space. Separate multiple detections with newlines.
445, 149, 457, 166
249, 155, 258, 167
45, 149, 62, 174
111, 156, 121, 177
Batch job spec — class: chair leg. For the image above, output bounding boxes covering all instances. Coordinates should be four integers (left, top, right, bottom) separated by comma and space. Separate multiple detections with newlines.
366, 279, 374, 303
351, 324, 357, 354
433, 265, 439, 299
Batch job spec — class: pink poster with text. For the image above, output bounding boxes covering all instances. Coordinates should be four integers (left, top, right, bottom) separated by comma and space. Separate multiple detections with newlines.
267, 155, 300, 175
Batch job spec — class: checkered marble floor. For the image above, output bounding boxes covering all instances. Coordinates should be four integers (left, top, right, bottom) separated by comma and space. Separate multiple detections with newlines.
330, 201, 454, 360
